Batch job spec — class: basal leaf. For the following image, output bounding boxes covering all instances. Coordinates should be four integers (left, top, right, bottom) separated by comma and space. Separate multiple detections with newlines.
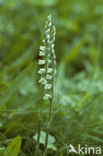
33, 131, 56, 151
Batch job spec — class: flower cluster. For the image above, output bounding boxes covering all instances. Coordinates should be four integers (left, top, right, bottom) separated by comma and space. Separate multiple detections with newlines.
38, 15, 56, 100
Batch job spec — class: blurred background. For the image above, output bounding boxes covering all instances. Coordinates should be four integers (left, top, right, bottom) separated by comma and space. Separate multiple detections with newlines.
0, 0, 103, 155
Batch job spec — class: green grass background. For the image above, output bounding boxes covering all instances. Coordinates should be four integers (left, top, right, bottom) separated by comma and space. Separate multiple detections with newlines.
0, 0, 103, 155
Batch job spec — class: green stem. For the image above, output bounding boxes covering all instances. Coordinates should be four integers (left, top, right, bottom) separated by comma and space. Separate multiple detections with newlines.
35, 86, 44, 154
45, 99, 52, 147
43, 80, 54, 155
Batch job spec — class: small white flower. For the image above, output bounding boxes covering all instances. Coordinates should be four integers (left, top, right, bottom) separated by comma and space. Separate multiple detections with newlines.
48, 43, 54, 49
38, 60, 45, 65
54, 55, 56, 59
54, 69, 56, 75
40, 46, 46, 51
46, 75, 52, 80
47, 68, 53, 73
45, 28, 50, 33
43, 94, 51, 100
38, 68, 45, 74
48, 21, 51, 27
45, 33, 50, 41
39, 78, 47, 85
45, 84, 52, 89
39, 51, 45, 56
51, 49, 54, 54
48, 23, 51, 27
54, 60, 56, 66
51, 43, 54, 48
48, 59, 52, 63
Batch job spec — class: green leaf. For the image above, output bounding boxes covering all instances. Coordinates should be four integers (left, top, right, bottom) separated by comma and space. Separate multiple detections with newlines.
4, 136, 22, 156
33, 131, 57, 151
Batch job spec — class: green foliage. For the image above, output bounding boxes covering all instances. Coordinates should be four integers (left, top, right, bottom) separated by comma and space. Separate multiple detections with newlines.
33, 131, 56, 151
0, 0, 103, 155
4, 136, 21, 156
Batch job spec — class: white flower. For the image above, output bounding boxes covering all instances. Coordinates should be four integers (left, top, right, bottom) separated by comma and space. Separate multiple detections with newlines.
45, 84, 52, 89
39, 51, 45, 56
46, 34, 50, 40
51, 43, 54, 48
48, 59, 52, 63
46, 28, 50, 33
46, 75, 52, 80
54, 55, 56, 59
40, 46, 46, 51
39, 78, 47, 85
38, 60, 45, 65
48, 22, 51, 27
43, 94, 51, 100
47, 68, 53, 73
54, 60, 56, 66
38, 68, 45, 74
51, 49, 54, 54
54, 69, 56, 75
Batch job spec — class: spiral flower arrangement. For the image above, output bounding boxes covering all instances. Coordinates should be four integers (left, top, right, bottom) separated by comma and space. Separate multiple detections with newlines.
35, 15, 56, 155
38, 15, 56, 100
